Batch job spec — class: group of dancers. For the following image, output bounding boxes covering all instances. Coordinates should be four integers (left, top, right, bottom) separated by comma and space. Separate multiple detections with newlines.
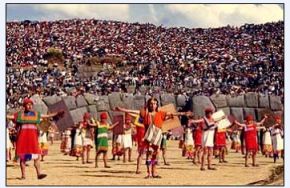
6, 97, 284, 180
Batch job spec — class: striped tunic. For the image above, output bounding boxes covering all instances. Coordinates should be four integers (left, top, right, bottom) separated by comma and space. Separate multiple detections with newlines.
95, 123, 109, 152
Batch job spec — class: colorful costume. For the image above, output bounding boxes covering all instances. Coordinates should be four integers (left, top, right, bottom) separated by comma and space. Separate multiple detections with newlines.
201, 117, 216, 148
95, 123, 109, 152
13, 111, 41, 161
214, 130, 226, 149
193, 124, 202, 147
38, 130, 48, 156
184, 127, 194, 158
72, 128, 83, 157
231, 131, 241, 151
270, 127, 283, 152
244, 124, 258, 152
262, 129, 272, 154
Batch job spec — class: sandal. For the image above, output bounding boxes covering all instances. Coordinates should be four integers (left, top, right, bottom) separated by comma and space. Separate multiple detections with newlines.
208, 167, 216, 170
144, 175, 151, 179
104, 165, 111, 168
37, 174, 47, 180
200, 167, 206, 171
252, 164, 259, 167
245, 164, 249, 167
152, 175, 162, 178
136, 171, 141, 174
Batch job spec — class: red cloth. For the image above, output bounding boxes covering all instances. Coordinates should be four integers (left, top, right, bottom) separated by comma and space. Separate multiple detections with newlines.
16, 124, 41, 156
214, 131, 226, 148
13, 112, 41, 156
244, 124, 258, 152
194, 124, 202, 147
136, 126, 146, 151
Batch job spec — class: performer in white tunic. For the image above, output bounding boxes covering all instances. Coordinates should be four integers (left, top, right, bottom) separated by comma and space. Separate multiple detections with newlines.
231, 129, 241, 153
189, 108, 217, 171
64, 129, 72, 155
38, 130, 48, 161
73, 123, 83, 159
6, 127, 13, 162
122, 113, 134, 163
262, 128, 272, 157
184, 126, 194, 159
270, 115, 284, 163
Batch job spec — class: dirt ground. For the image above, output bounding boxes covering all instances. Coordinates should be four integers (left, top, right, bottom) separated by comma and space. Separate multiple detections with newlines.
6, 140, 284, 186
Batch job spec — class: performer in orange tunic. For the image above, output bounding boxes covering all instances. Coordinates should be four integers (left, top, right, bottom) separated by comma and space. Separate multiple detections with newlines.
6, 98, 64, 180
115, 97, 191, 178
234, 114, 267, 167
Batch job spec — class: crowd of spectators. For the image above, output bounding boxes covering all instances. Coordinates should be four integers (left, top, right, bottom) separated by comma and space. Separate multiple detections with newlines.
6, 19, 284, 109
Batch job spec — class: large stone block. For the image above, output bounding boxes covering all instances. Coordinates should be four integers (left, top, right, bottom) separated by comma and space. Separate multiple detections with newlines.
192, 96, 215, 117
244, 92, 259, 108
210, 94, 227, 108
226, 95, 245, 107
31, 94, 48, 114
230, 107, 244, 122
108, 92, 125, 110
96, 95, 110, 111
87, 105, 97, 114
139, 86, 149, 95
84, 93, 99, 105
176, 94, 187, 107
62, 96, 77, 110
133, 95, 145, 110
258, 94, 270, 108
76, 95, 88, 108
269, 95, 283, 111
70, 107, 88, 124
255, 108, 267, 122
127, 85, 136, 94
48, 100, 74, 132
121, 93, 134, 109
243, 108, 257, 121
160, 93, 176, 107
43, 95, 62, 106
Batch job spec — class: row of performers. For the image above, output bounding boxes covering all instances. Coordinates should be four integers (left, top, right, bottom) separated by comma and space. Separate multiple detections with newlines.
6, 97, 284, 180
180, 114, 283, 165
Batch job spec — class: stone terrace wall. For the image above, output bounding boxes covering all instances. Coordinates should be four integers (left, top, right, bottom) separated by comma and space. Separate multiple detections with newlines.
28, 92, 283, 131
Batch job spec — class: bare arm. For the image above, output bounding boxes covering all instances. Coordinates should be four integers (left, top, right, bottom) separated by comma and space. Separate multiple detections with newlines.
234, 120, 246, 127
41, 112, 59, 119
108, 122, 119, 130
115, 106, 140, 115
188, 118, 204, 125
166, 111, 192, 118
256, 115, 268, 127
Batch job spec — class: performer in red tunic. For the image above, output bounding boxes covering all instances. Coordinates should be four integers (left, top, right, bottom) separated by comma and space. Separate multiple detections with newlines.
6, 98, 64, 180
191, 120, 203, 164
214, 129, 228, 163
234, 114, 267, 167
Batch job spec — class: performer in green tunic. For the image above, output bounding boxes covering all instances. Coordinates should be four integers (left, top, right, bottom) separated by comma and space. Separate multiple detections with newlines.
94, 112, 118, 168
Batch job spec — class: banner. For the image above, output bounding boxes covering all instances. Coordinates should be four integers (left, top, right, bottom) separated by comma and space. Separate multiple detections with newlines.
159, 103, 181, 132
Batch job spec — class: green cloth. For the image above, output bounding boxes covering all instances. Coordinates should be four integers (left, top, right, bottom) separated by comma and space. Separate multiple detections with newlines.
95, 124, 109, 151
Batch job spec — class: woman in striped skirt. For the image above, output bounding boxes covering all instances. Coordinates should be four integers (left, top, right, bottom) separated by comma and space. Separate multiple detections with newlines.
94, 112, 118, 168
